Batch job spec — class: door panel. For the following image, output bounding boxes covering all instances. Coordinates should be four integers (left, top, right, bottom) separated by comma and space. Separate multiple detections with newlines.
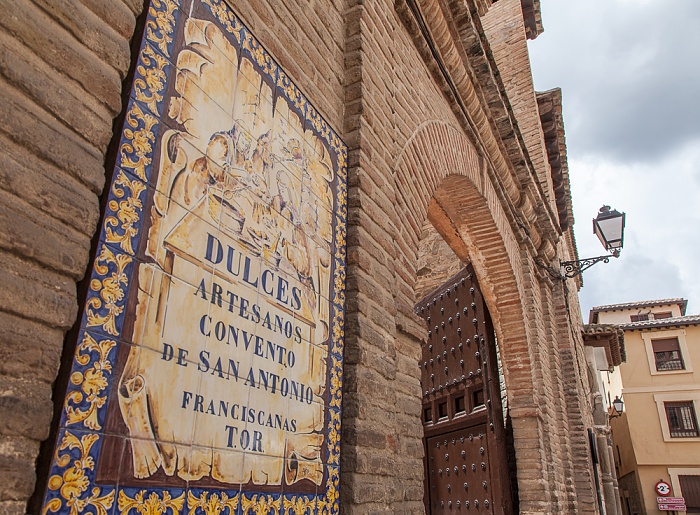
426, 425, 492, 513
416, 266, 515, 514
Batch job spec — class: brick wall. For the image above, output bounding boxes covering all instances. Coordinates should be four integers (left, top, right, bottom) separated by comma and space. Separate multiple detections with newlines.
0, 0, 599, 513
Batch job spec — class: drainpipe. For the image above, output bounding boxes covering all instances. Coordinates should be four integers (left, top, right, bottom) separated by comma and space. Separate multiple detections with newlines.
589, 428, 606, 514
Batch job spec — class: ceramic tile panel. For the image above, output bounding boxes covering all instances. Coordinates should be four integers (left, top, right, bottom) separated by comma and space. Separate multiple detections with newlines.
41, 0, 346, 513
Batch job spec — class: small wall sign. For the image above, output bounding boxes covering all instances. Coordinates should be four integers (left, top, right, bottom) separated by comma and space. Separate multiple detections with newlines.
656, 480, 672, 496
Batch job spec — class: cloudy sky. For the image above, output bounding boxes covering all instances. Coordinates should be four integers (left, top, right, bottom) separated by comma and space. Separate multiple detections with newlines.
527, 0, 700, 320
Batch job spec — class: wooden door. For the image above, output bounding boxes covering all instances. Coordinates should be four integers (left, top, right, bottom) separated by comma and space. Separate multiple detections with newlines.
416, 266, 515, 514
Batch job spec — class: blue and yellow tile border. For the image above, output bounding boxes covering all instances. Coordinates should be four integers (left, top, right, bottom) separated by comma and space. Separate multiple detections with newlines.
40, 0, 347, 513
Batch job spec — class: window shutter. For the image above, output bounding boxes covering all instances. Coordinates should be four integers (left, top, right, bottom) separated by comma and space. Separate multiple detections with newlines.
680, 475, 700, 510
652, 338, 681, 353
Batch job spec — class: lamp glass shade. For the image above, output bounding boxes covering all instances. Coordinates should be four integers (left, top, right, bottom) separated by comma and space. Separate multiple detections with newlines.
612, 396, 624, 414
593, 207, 625, 252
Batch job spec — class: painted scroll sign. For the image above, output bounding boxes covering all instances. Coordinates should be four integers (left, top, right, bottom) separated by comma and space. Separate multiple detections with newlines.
41, 0, 347, 513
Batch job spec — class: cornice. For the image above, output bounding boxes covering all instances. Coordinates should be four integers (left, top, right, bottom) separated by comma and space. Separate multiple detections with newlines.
520, 0, 543, 40
396, 0, 562, 262
582, 324, 626, 366
536, 88, 582, 287
590, 299, 688, 323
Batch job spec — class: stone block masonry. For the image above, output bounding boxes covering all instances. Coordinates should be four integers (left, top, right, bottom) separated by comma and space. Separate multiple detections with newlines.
0, 2, 143, 513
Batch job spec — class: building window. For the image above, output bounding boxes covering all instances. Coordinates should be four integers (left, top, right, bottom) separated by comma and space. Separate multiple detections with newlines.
630, 313, 649, 322
652, 337, 685, 371
644, 330, 693, 376
654, 311, 672, 319
665, 402, 699, 438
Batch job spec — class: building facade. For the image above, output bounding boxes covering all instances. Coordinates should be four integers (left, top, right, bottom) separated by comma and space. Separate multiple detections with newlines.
0, 0, 619, 513
592, 299, 700, 514
582, 322, 626, 515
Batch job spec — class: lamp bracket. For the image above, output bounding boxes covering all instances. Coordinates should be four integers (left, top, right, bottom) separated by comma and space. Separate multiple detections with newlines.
533, 256, 564, 281
560, 251, 619, 279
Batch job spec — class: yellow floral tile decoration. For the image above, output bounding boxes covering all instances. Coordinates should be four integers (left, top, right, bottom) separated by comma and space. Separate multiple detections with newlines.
64, 333, 116, 431
43, 432, 115, 515
118, 490, 186, 515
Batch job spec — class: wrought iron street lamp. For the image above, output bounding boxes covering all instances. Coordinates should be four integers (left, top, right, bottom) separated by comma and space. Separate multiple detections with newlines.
561, 206, 626, 278
594, 206, 625, 255
612, 396, 624, 415
609, 396, 624, 418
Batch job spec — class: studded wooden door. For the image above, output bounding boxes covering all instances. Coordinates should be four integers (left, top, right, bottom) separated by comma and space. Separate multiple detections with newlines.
416, 266, 515, 515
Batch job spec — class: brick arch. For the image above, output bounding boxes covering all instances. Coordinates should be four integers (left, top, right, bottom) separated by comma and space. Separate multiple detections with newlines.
394, 121, 531, 390
393, 120, 545, 504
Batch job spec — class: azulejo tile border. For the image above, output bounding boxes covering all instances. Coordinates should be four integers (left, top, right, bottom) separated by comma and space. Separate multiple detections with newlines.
41, 0, 347, 513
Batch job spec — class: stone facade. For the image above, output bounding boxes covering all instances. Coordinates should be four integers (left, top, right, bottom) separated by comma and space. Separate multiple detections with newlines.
414, 223, 466, 300
618, 472, 645, 515
0, 0, 610, 513
0, 2, 143, 512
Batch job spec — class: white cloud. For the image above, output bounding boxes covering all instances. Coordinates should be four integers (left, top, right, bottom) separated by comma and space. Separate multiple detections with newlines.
530, 0, 700, 163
